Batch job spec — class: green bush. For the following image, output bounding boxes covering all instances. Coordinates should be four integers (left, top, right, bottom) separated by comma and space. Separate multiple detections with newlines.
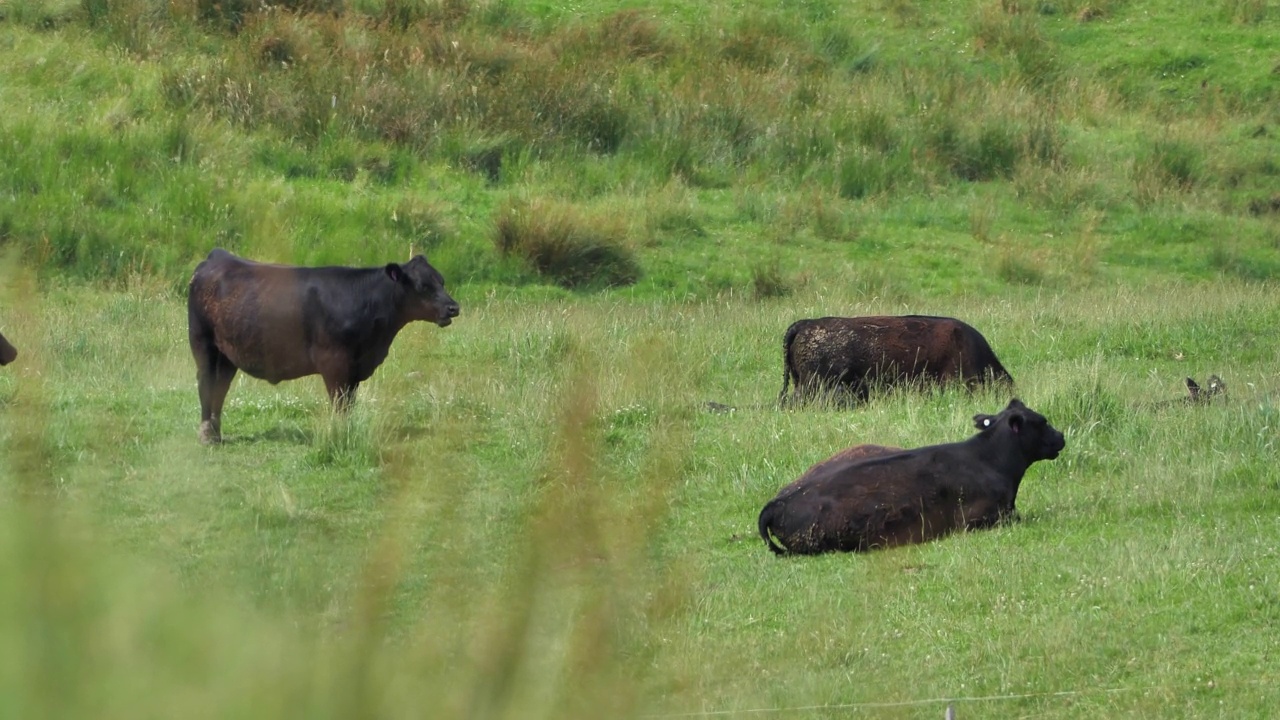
750, 259, 791, 299
493, 198, 641, 289
837, 149, 907, 199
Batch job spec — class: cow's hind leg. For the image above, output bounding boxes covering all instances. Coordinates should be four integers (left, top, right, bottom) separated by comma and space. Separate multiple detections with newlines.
192, 338, 238, 445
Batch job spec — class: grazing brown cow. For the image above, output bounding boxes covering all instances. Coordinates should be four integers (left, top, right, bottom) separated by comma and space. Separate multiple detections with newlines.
758, 399, 1064, 555
779, 315, 1012, 407
0, 330, 15, 366
187, 249, 460, 444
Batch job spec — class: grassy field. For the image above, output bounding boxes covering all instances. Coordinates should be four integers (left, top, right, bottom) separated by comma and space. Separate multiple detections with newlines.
3, 280, 1280, 717
2, 0, 1280, 717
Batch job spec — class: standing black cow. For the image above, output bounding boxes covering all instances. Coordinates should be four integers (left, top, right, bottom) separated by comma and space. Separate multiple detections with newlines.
187, 249, 460, 444
778, 315, 1012, 406
758, 399, 1064, 555
0, 330, 15, 366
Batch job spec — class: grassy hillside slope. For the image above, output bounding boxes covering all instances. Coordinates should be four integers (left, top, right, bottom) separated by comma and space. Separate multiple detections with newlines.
2, 0, 1278, 294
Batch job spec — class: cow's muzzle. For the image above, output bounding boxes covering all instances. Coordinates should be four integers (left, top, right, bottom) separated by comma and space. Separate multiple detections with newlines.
436, 302, 460, 327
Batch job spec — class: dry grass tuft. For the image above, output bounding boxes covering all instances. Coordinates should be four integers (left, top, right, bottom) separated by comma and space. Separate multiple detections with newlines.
494, 197, 641, 289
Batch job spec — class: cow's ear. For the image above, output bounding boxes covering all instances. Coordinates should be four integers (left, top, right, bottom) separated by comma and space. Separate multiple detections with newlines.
385, 263, 405, 283
1008, 413, 1024, 434
973, 413, 995, 429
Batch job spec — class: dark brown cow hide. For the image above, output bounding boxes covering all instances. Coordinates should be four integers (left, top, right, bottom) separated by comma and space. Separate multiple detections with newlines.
0, 330, 15, 366
779, 315, 1013, 406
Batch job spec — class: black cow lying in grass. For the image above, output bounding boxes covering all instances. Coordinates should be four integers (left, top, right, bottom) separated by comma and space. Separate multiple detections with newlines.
758, 399, 1064, 555
187, 249, 460, 444
779, 315, 1013, 407
0, 330, 15, 366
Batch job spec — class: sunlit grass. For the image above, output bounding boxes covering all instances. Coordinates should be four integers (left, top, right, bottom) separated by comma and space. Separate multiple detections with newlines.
1, 0, 1279, 716
3, 281, 1280, 717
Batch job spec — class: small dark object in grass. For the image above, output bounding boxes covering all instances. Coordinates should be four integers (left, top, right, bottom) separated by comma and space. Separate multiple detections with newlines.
1185, 375, 1227, 404
0, 329, 16, 365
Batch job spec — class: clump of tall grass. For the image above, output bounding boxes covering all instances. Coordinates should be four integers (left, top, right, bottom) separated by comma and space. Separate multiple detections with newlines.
390, 196, 454, 249
1042, 373, 1125, 441
560, 9, 671, 61
750, 259, 792, 300
493, 197, 641, 289
971, 1, 1060, 88
970, 198, 997, 243
1221, 0, 1267, 24
4, 0, 77, 29
837, 149, 910, 199
305, 401, 396, 468
1133, 137, 1203, 206
995, 243, 1047, 285
1208, 242, 1280, 281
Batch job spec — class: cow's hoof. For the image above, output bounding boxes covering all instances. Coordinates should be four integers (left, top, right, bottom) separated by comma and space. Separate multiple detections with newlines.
198, 422, 222, 446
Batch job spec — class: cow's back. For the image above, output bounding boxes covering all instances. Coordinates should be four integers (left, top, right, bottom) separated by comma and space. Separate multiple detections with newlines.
189, 250, 311, 382
762, 446, 965, 552
760, 441, 1004, 553
905, 315, 1013, 384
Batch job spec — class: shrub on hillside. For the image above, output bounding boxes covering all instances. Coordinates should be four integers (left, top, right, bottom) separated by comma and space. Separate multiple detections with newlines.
923, 107, 1056, 182
750, 260, 792, 299
1145, 139, 1202, 189
837, 149, 909, 199
1133, 137, 1202, 205
971, 2, 1061, 88
493, 199, 641, 290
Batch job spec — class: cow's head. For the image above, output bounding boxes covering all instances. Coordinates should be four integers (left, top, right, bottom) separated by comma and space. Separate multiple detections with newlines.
983, 398, 1065, 462
386, 256, 461, 327
0, 331, 16, 366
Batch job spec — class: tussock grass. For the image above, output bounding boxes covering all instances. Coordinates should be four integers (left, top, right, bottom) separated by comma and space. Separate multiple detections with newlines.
493, 197, 641, 289
3, 0, 1278, 293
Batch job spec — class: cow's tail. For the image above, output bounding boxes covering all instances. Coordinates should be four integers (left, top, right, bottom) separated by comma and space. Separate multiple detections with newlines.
778, 322, 803, 408
758, 501, 788, 556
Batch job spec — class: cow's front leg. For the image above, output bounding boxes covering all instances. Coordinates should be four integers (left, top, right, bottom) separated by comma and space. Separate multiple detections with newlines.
959, 499, 1004, 531
315, 350, 358, 412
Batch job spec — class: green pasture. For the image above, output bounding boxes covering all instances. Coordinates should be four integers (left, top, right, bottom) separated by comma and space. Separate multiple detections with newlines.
3, 281, 1280, 718
2, 0, 1280, 716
